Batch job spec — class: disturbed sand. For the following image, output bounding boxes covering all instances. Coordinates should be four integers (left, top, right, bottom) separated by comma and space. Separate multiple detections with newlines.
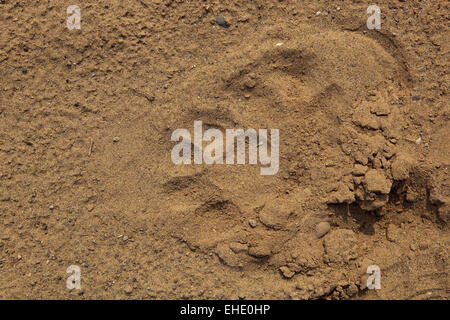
0, 0, 449, 299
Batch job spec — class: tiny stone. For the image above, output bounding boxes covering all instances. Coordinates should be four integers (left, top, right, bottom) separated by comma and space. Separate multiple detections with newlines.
113, 137, 120, 142
280, 266, 295, 278
346, 283, 358, 297
248, 219, 257, 228
215, 17, 229, 28
124, 285, 133, 295
49, 205, 54, 210
315, 221, 331, 238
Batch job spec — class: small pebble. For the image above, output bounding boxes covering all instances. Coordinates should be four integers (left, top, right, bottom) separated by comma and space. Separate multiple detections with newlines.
280, 266, 295, 278
124, 285, 133, 295
49, 205, 54, 210
315, 221, 331, 238
248, 219, 257, 228
113, 137, 120, 142
215, 17, 229, 28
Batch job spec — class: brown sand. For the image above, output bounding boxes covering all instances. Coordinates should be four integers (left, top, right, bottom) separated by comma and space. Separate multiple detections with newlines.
0, 0, 448, 299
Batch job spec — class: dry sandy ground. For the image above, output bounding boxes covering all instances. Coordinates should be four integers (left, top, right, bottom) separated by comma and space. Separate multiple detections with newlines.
0, 0, 449, 299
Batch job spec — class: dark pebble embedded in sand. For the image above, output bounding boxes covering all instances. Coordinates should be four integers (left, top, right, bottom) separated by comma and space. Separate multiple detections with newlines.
216, 17, 229, 28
